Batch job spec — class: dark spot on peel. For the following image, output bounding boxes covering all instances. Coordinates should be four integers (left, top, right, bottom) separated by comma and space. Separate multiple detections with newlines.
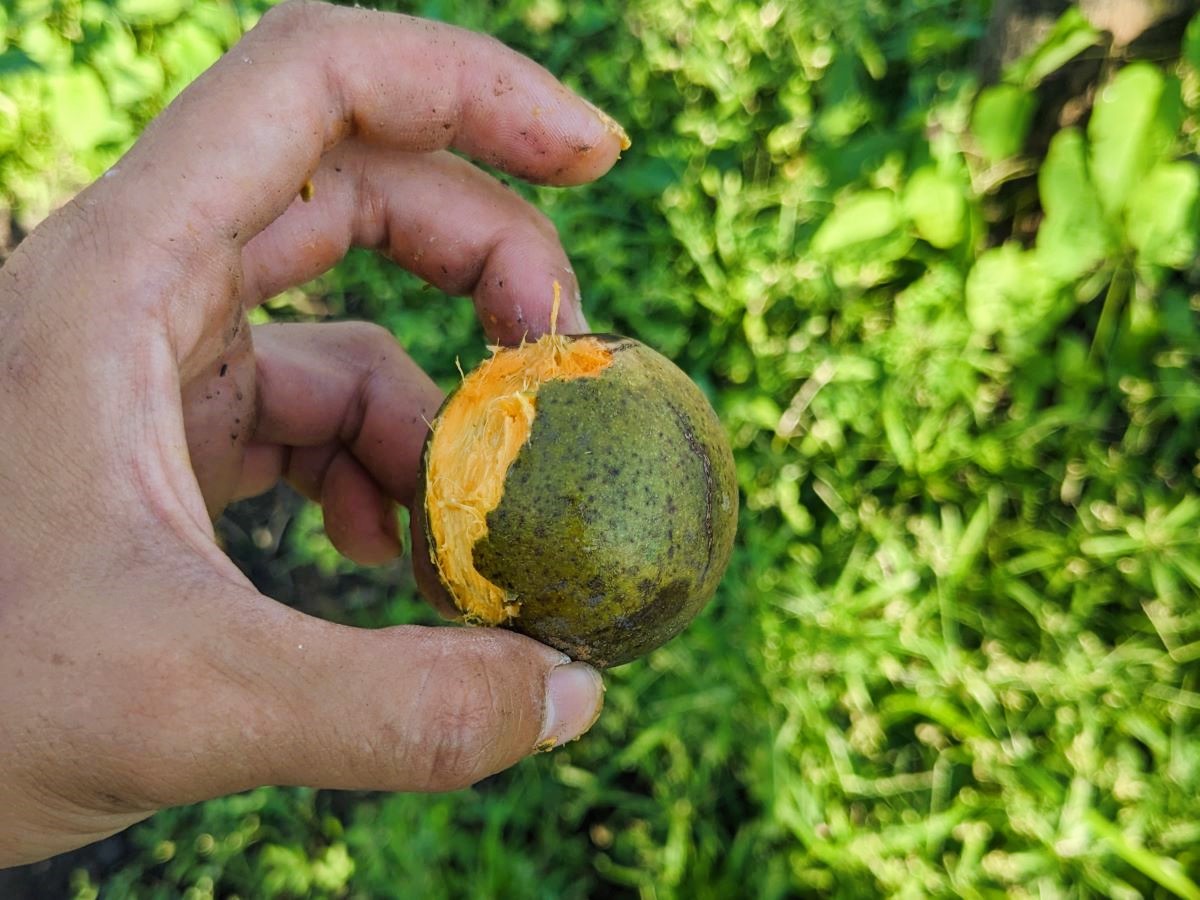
219, 363, 228, 377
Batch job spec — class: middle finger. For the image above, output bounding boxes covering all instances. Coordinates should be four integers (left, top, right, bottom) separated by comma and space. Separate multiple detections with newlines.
242, 141, 589, 343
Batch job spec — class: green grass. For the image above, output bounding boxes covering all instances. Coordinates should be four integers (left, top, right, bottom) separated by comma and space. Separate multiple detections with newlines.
4, 0, 1200, 896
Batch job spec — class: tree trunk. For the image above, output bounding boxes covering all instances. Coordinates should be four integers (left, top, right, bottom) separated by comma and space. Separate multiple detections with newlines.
978, 0, 1191, 84
977, 0, 1073, 84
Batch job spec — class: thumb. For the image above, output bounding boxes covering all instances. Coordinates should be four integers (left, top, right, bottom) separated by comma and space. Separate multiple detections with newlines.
205, 608, 605, 795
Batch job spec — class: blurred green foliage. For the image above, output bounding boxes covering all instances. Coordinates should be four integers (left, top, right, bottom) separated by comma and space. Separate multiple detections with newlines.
5, 0, 1200, 896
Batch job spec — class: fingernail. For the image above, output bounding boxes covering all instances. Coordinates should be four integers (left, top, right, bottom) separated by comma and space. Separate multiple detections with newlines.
539, 661, 604, 749
561, 300, 589, 335
582, 98, 631, 151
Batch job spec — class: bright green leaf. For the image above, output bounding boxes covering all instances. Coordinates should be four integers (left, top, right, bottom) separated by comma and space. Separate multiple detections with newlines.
1039, 130, 1094, 214
882, 400, 915, 473
106, 55, 164, 109
903, 168, 965, 249
18, 20, 73, 69
971, 84, 1035, 162
730, 393, 782, 431
1004, 7, 1100, 89
260, 844, 314, 895
0, 92, 19, 152
1088, 63, 1167, 219
115, 0, 187, 26
815, 52, 874, 142
811, 191, 901, 256
1087, 811, 1200, 900
965, 244, 1022, 335
160, 20, 225, 100
312, 843, 356, 892
1036, 128, 1114, 281
91, 24, 165, 108
45, 67, 116, 150
857, 34, 886, 80
776, 479, 814, 535
1184, 12, 1200, 73
966, 244, 1061, 343
1127, 162, 1200, 270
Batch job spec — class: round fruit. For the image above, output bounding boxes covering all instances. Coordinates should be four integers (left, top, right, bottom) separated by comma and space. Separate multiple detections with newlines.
412, 330, 737, 668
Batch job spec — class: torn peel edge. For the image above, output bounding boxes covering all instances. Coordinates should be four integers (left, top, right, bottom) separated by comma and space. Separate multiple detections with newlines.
424, 333, 615, 625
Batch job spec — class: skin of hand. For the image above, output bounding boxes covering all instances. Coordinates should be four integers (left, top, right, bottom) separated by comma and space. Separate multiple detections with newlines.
0, 0, 626, 867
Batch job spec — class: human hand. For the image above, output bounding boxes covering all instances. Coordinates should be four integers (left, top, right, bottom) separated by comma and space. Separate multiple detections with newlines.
0, 0, 625, 865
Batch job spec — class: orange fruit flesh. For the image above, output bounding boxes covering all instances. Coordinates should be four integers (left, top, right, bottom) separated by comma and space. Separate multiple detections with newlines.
424, 334, 613, 624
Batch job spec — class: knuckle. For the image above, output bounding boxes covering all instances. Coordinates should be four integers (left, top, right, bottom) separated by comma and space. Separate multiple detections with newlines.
340, 320, 397, 355
422, 720, 492, 787
525, 206, 560, 242
258, 0, 328, 39
409, 642, 513, 791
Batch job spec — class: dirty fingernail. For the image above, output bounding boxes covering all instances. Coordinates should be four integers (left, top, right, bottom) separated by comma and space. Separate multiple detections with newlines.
539, 661, 604, 749
582, 98, 631, 151
560, 294, 589, 335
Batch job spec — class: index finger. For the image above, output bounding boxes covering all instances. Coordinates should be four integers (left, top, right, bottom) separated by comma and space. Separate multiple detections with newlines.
100, 1, 627, 248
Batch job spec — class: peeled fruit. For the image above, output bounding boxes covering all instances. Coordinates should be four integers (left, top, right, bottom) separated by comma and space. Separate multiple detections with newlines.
412, 328, 738, 668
